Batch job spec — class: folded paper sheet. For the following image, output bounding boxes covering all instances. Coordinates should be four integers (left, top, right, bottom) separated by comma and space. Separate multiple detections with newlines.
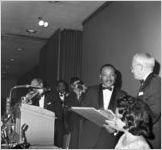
71, 107, 115, 127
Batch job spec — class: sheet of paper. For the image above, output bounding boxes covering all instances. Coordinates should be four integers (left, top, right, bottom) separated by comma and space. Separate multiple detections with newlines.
71, 107, 115, 127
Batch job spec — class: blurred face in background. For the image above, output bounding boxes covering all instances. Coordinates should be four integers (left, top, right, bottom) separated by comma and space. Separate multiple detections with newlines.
131, 57, 144, 80
57, 82, 66, 93
70, 80, 81, 94
31, 79, 43, 88
71, 80, 80, 90
100, 66, 116, 88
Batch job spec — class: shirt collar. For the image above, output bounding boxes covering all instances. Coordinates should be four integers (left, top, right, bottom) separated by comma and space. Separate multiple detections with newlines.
143, 71, 153, 81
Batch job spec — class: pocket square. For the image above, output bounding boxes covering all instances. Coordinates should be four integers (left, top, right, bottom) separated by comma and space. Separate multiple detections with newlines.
138, 91, 144, 96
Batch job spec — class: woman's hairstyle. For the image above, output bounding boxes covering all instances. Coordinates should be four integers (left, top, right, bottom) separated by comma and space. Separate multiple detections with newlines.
70, 77, 81, 85
117, 95, 153, 138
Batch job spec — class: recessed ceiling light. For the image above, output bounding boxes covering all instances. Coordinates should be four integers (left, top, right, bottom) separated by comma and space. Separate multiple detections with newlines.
38, 17, 49, 28
38, 17, 44, 26
10, 58, 15, 62
17, 48, 23, 51
44, 22, 48, 27
26, 29, 37, 33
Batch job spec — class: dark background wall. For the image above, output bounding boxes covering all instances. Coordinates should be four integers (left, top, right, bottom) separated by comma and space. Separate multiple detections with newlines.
2, 1, 160, 114
15, 29, 82, 104
81, 1, 161, 96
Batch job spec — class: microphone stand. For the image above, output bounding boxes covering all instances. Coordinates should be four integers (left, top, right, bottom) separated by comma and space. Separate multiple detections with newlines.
2, 85, 31, 148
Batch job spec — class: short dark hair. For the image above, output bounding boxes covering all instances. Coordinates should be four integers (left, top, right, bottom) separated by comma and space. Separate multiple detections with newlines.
117, 95, 153, 138
56, 80, 69, 90
100, 64, 116, 73
70, 77, 80, 85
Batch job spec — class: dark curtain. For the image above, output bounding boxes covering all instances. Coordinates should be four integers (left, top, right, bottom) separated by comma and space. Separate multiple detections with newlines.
17, 29, 82, 92
59, 29, 82, 83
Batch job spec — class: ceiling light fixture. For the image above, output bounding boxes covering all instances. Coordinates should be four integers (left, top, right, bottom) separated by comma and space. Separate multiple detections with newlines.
38, 17, 44, 26
10, 58, 15, 62
26, 29, 37, 33
17, 48, 23, 51
38, 17, 49, 28
44, 22, 48, 27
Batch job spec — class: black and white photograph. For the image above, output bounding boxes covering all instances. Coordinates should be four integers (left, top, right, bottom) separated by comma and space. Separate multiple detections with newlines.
1, 1, 161, 149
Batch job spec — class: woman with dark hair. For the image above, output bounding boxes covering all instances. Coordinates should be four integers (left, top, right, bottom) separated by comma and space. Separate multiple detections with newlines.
104, 95, 152, 149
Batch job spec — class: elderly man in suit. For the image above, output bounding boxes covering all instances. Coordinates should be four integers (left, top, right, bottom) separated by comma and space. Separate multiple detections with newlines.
131, 53, 161, 149
78, 64, 126, 149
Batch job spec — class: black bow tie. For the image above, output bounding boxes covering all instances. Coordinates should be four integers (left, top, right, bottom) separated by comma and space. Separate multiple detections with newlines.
59, 92, 65, 96
102, 86, 113, 91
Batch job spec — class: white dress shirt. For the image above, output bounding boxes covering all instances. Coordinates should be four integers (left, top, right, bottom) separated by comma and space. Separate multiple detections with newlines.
37, 89, 45, 108
102, 87, 114, 110
39, 95, 45, 108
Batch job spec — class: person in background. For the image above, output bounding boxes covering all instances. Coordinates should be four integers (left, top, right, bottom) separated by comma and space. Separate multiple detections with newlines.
78, 64, 126, 149
22, 78, 51, 109
104, 95, 152, 149
53, 80, 69, 148
64, 77, 87, 148
131, 53, 161, 149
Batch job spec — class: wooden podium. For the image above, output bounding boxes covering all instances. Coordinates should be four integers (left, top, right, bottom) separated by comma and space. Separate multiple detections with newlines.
15, 104, 55, 147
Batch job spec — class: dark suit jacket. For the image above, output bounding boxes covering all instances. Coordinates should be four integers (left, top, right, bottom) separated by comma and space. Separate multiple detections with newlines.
31, 90, 55, 113
78, 84, 126, 149
64, 92, 84, 149
137, 73, 161, 149
52, 90, 69, 148
34, 89, 67, 148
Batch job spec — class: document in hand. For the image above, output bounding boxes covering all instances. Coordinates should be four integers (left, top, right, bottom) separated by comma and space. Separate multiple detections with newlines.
71, 107, 115, 127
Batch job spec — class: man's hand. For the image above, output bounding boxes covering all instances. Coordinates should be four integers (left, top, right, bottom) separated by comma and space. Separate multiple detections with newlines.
104, 118, 125, 132
103, 123, 116, 134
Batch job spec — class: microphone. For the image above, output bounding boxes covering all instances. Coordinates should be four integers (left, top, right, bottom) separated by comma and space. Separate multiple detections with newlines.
13, 85, 32, 89
13, 85, 45, 89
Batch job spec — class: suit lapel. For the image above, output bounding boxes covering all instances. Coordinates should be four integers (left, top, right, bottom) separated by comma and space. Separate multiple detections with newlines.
137, 73, 154, 97
98, 84, 104, 109
98, 84, 117, 111
108, 87, 117, 112
141, 73, 154, 91
44, 93, 51, 109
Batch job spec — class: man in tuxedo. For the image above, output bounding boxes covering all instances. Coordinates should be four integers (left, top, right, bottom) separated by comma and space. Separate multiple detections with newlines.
78, 64, 126, 149
131, 53, 161, 149
53, 80, 69, 148
24, 78, 52, 109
